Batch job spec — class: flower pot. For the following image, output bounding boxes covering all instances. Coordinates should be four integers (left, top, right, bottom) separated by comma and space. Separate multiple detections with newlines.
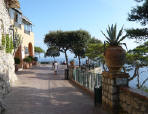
104, 46, 126, 73
15, 64, 19, 72
33, 61, 37, 65
70, 61, 75, 68
29, 63, 32, 68
23, 62, 30, 69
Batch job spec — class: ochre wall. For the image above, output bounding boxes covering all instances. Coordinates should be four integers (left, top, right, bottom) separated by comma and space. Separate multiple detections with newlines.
11, 19, 34, 58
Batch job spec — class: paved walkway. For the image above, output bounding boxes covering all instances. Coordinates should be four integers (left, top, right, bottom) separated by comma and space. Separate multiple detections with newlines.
4, 65, 108, 114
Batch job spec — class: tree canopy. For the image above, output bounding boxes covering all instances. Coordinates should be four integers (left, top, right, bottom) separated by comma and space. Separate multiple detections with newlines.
127, 0, 148, 40
44, 30, 91, 68
45, 46, 60, 59
85, 38, 103, 60
34, 46, 45, 58
70, 30, 91, 66
125, 41, 148, 88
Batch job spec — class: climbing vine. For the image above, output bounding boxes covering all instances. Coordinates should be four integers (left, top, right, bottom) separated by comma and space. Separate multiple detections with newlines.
10, 36, 14, 52
0, 20, 21, 54
5, 34, 10, 53
1, 34, 5, 47
1, 34, 14, 53
13, 28, 22, 55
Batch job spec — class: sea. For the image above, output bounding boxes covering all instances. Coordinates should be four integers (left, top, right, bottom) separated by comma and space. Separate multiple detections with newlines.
38, 57, 87, 65
39, 57, 148, 88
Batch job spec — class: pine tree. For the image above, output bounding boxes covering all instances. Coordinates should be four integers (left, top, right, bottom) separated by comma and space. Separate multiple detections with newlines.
127, 0, 148, 41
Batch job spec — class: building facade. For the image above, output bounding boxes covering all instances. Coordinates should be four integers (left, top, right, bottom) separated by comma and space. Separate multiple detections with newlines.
9, 8, 34, 68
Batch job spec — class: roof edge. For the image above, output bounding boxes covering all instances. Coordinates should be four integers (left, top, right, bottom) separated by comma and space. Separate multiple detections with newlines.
7, 0, 20, 8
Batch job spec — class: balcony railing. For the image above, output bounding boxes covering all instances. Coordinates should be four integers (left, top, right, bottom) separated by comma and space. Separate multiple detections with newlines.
24, 30, 30, 35
69, 68, 102, 92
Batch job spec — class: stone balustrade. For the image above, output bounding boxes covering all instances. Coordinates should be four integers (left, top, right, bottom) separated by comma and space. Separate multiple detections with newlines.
119, 87, 148, 114
102, 71, 148, 114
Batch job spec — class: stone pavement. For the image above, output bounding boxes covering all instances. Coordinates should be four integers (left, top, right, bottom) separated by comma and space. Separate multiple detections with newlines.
3, 65, 108, 114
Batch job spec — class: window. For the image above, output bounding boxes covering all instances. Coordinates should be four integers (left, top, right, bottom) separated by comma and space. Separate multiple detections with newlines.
14, 13, 18, 23
25, 47, 29, 54
24, 23, 31, 35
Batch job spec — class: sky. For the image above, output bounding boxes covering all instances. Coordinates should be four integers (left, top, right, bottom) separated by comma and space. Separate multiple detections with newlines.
19, 0, 142, 58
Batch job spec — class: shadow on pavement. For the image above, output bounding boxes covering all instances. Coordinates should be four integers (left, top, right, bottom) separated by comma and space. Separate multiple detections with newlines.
4, 86, 107, 114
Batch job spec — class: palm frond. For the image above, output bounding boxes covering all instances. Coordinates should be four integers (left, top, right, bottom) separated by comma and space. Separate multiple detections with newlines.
101, 31, 111, 42
116, 26, 124, 42
120, 43, 128, 51
117, 34, 128, 43
101, 24, 127, 46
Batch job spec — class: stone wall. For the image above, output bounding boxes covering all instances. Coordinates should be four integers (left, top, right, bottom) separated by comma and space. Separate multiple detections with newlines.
0, 50, 17, 113
0, 0, 11, 42
119, 87, 148, 114
0, 0, 17, 113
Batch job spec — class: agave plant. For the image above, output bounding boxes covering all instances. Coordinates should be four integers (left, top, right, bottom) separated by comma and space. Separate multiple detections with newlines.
101, 24, 128, 46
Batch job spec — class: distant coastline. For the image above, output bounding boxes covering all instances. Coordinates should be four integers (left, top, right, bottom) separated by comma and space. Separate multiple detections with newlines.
38, 57, 87, 65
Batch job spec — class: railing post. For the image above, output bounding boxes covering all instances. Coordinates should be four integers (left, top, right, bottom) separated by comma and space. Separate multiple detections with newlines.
102, 72, 129, 113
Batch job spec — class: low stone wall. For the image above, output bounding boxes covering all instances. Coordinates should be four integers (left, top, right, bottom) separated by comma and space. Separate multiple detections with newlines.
119, 87, 148, 114
70, 79, 94, 98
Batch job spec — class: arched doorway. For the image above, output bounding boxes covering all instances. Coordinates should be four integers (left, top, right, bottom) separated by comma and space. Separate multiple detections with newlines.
28, 42, 33, 57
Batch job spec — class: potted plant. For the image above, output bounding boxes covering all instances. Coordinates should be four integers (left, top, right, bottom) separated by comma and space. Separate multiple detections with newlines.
102, 24, 127, 73
33, 57, 38, 65
14, 57, 20, 72
28, 56, 33, 67
23, 57, 31, 69
70, 60, 75, 68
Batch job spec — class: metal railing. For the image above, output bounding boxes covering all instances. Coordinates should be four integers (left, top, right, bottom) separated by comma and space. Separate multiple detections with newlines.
24, 30, 30, 35
70, 68, 102, 92
14, 22, 21, 29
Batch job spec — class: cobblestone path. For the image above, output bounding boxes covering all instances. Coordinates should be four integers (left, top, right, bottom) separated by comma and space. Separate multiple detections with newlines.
4, 65, 108, 114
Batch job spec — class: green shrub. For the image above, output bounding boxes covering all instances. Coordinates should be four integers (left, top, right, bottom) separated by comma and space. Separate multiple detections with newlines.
28, 56, 33, 61
14, 57, 20, 64
145, 89, 148, 93
141, 86, 148, 93
23, 57, 32, 63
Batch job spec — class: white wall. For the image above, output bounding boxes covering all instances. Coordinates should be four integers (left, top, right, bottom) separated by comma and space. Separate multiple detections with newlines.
0, 0, 11, 44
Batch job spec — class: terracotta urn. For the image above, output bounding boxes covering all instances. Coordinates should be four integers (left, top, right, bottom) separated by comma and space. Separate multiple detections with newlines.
29, 63, 32, 68
70, 61, 75, 68
104, 46, 126, 73
23, 62, 30, 69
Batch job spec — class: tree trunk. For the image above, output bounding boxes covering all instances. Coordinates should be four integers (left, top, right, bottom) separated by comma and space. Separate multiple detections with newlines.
102, 61, 106, 72
137, 69, 140, 89
54, 57, 55, 61
39, 53, 40, 58
64, 50, 69, 68
128, 66, 139, 81
78, 56, 81, 67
